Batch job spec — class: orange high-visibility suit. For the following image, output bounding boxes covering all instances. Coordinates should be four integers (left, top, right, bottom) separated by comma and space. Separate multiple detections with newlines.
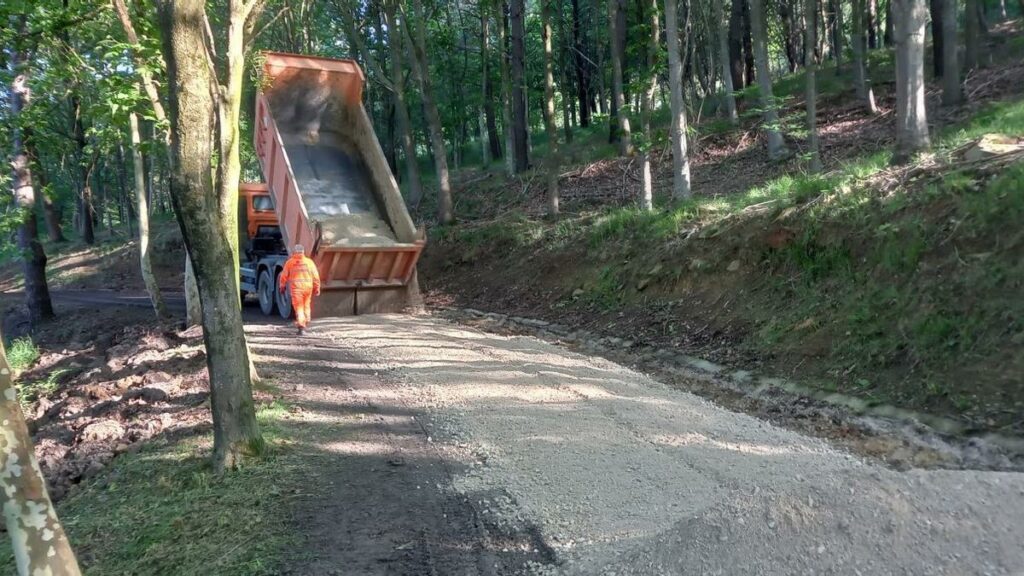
279, 253, 321, 328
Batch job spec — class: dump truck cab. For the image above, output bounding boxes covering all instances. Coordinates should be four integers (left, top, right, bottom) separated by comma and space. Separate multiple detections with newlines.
239, 183, 292, 318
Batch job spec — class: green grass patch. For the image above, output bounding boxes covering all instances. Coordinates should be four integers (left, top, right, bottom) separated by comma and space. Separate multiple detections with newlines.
7, 337, 40, 372
17, 368, 69, 408
0, 403, 301, 575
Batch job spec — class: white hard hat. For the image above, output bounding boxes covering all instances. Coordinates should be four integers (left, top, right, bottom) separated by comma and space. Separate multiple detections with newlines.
294, 244, 305, 253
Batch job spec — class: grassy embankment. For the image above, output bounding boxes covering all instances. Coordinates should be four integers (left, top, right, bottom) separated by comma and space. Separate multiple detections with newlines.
426, 51, 1024, 436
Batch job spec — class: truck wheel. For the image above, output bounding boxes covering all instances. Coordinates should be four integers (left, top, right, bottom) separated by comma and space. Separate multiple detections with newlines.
276, 272, 293, 320
257, 269, 277, 316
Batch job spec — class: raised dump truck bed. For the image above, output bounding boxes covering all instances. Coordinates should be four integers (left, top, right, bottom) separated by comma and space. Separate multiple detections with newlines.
246, 52, 424, 315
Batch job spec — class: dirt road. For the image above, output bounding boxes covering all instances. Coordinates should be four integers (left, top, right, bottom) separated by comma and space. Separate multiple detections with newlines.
249, 313, 1024, 575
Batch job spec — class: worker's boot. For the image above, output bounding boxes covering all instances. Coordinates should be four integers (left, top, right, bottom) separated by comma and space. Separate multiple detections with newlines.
297, 326, 305, 336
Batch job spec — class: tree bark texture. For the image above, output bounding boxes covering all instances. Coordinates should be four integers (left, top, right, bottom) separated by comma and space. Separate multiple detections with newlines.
941, 0, 962, 105
749, 0, 789, 160
509, 0, 531, 171
666, 0, 693, 199
892, 0, 931, 163
0, 334, 82, 576
10, 69, 55, 324
158, 0, 264, 472
130, 112, 168, 319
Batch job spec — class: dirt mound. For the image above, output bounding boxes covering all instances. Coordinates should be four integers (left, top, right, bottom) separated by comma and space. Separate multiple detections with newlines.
17, 308, 210, 500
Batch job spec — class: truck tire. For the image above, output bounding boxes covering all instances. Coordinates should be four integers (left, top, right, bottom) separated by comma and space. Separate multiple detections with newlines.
275, 271, 293, 320
257, 269, 277, 316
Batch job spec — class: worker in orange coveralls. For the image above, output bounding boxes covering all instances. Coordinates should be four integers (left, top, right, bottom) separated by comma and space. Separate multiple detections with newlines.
279, 244, 321, 335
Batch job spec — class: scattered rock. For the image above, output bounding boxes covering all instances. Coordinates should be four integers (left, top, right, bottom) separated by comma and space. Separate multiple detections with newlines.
963, 133, 1024, 162
79, 420, 126, 443
727, 260, 741, 272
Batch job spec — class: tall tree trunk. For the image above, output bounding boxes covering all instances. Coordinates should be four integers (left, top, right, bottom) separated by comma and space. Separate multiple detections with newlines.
481, 2, 502, 160
0, 333, 82, 576
542, 0, 560, 216
853, 0, 880, 111
750, 0, 790, 160
941, 0, 963, 105
158, 0, 263, 472
780, 1, 801, 72
406, 0, 455, 222
509, 0, 531, 171
868, 0, 880, 47
892, 0, 931, 163
130, 112, 168, 319
610, 0, 632, 154
667, 0, 693, 199
728, 0, 746, 89
716, 0, 740, 124
742, 0, 756, 86
388, 19, 425, 207
10, 72, 55, 324
834, 0, 845, 74
25, 140, 65, 243
640, 0, 658, 210
885, 0, 895, 45
965, 0, 981, 70
185, 258, 201, 326
806, 0, 824, 172
929, 0, 944, 77
498, 0, 516, 176
572, 0, 591, 127
71, 96, 95, 245
558, 11, 575, 143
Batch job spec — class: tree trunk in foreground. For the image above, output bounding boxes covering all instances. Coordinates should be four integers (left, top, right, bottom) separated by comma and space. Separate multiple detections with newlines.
0, 333, 82, 576
10, 69, 55, 324
667, 0, 693, 199
572, 0, 591, 128
806, 0, 824, 172
852, 0, 880, 112
406, 0, 455, 221
940, 0, 962, 105
749, 0, 790, 160
159, 0, 263, 473
715, 0, 740, 125
130, 112, 168, 319
542, 0, 560, 216
892, 0, 931, 163
610, 0, 632, 154
640, 0, 659, 210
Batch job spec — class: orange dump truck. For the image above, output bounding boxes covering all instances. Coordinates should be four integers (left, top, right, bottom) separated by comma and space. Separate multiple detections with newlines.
239, 52, 425, 317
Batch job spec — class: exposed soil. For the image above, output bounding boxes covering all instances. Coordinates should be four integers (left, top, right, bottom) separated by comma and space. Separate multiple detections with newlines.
0, 223, 185, 294
5, 302, 210, 501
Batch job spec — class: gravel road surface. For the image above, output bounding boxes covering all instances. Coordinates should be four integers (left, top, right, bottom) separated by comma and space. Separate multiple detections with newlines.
297, 313, 1024, 575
